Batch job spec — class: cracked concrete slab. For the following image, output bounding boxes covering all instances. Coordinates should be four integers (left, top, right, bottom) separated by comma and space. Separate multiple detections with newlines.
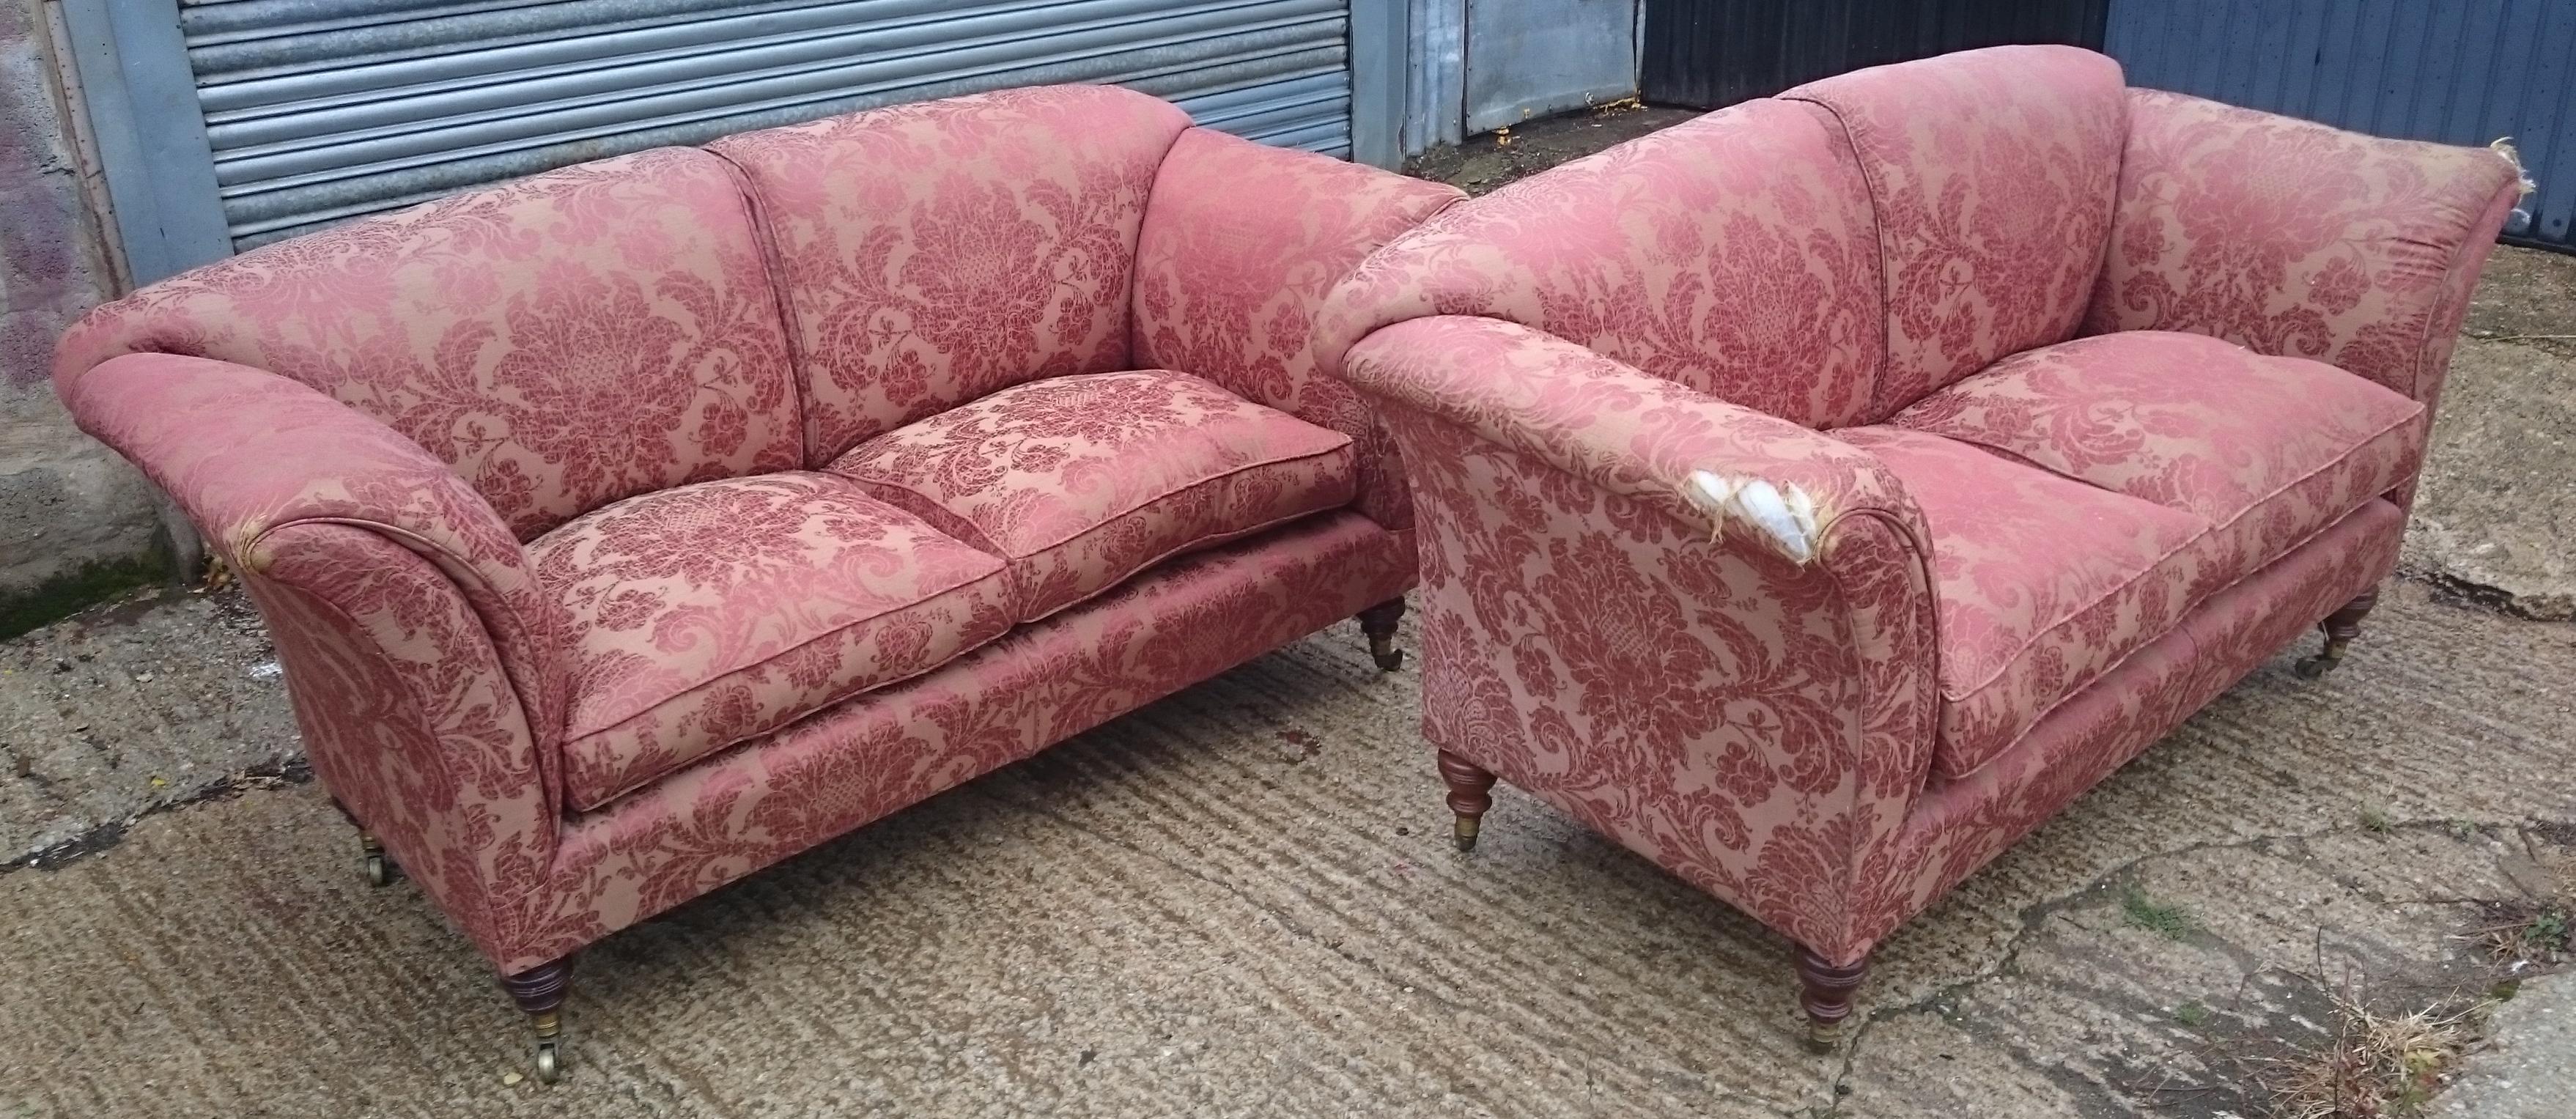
2439, 972, 2575, 1118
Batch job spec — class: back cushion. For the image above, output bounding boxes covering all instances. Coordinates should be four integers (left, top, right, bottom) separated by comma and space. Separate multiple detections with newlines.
1319, 98, 1887, 429
709, 85, 1193, 462
52, 147, 802, 540
1782, 45, 2127, 419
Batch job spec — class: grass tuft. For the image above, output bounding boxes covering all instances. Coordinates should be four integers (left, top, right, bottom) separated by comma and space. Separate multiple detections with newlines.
2123, 886, 2201, 941
2259, 991, 2486, 1119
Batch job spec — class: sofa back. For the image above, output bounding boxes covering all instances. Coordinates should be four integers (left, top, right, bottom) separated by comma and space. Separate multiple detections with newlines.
51, 147, 803, 540
708, 85, 1193, 463
1780, 45, 2128, 419
1318, 97, 1889, 430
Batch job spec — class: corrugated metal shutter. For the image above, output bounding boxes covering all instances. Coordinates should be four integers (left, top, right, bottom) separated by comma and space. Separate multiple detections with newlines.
177, 0, 1355, 249
2106, 0, 2573, 251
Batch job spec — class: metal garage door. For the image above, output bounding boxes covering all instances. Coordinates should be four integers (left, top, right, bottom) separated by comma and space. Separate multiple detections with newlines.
64, 0, 1361, 276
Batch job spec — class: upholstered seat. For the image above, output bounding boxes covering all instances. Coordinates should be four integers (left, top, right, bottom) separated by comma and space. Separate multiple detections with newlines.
532, 472, 1016, 809
1889, 332, 2427, 595
827, 369, 1357, 621
1834, 428, 2209, 780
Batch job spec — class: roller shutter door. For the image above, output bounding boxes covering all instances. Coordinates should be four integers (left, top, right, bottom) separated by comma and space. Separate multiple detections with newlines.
176, 0, 1356, 250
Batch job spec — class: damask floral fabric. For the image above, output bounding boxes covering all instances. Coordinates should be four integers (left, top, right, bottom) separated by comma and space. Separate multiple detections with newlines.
61, 354, 571, 770
2084, 89, 2525, 409
1875, 500, 2401, 942
1133, 128, 1461, 529
530, 473, 1017, 810
1313, 97, 1887, 431
826, 369, 1356, 623
513, 511, 1414, 972
1833, 426, 2207, 780
1781, 45, 2128, 418
1890, 331, 2426, 597
54, 148, 802, 539
708, 85, 1192, 461
1340, 316, 1940, 961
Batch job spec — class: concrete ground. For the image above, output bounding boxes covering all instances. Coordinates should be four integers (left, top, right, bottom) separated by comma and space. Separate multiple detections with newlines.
0, 109, 2569, 1117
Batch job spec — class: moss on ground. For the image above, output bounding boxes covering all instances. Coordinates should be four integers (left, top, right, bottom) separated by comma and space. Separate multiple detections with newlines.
0, 553, 171, 641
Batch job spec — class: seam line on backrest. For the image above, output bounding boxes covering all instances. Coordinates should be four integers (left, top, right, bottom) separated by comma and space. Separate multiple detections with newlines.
1781, 94, 1897, 426
702, 145, 816, 467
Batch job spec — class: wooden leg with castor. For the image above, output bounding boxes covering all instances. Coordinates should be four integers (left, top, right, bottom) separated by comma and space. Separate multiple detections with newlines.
1436, 750, 1498, 852
1357, 597, 1406, 671
502, 958, 574, 1083
2295, 586, 2380, 679
1797, 946, 1869, 1049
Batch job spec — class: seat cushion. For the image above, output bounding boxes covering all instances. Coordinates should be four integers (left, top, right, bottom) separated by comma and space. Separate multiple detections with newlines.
532, 472, 1016, 810
1889, 331, 2426, 594
827, 369, 1357, 622
1837, 427, 2212, 781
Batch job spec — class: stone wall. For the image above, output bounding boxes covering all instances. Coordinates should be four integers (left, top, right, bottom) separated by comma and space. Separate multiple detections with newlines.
0, 0, 166, 635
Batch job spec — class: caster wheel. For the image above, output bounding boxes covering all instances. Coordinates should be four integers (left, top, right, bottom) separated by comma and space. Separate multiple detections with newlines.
363, 852, 398, 887
1452, 817, 1480, 853
534, 1041, 561, 1083
1373, 648, 1406, 673
2292, 654, 2337, 680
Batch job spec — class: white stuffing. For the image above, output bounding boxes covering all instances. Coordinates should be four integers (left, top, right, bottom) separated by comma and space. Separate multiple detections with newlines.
1680, 470, 1820, 565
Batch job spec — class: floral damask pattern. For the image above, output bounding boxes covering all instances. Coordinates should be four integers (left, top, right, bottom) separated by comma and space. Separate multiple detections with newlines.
708, 86, 1193, 460
826, 369, 1356, 623
1877, 500, 2402, 940
506, 511, 1415, 972
1133, 128, 1461, 529
1313, 97, 1887, 431
1781, 45, 2127, 416
1834, 426, 2207, 780
54, 148, 802, 539
1890, 332, 2426, 597
2083, 89, 2525, 408
530, 473, 1016, 810
1340, 317, 1939, 960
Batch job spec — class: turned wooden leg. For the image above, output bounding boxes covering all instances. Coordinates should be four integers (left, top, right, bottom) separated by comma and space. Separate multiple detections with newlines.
1357, 597, 1406, 672
1436, 750, 1498, 852
501, 958, 575, 1083
2295, 585, 2380, 679
1796, 946, 1869, 1049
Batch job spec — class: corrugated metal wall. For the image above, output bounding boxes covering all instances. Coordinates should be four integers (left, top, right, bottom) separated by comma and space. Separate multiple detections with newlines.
1639, 0, 2105, 109
2106, 0, 2570, 249
178, 0, 1357, 249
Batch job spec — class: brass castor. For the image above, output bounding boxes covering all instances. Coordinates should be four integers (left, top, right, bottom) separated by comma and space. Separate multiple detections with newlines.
1356, 598, 1406, 673
1796, 948, 1869, 1052
2292, 650, 2342, 679
359, 832, 399, 887
533, 1026, 563, 1084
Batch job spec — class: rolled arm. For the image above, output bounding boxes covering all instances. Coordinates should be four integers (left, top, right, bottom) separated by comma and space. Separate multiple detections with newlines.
59, 353, 568, 777
1343, 316, 1941, 961
1132, 128, 1464, 531
2086, 89, 2528, 406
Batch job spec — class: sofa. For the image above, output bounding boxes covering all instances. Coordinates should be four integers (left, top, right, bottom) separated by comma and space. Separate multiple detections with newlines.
53, 84, 1463, 1079
1316, 45, 2526, 1043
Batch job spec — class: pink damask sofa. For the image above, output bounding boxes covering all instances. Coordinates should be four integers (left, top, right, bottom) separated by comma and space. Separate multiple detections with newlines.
54, 85, 1461, 1078
1317, 46, 2525, 1042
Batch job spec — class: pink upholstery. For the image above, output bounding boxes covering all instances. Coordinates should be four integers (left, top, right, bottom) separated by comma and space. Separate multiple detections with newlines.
1315, 98, 1886, 430
54, 148, 802, 539
54, 84, 1453, 978
1834, 427, 2205, 780
532, 473, 1017, 810
707, 86, 1192, 462
826, 369, 1356, 623
1342, 316, 1938, 961
1133, 128, 1462, 528
521, 510, 1414, 972
1890, 331, 2427, 594
2086, 89, 2527, 409
1782, 45, 2128, 416
1321, 47, 2523, 972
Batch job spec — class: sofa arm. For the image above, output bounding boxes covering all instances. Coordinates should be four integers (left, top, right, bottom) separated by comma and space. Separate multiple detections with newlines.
1343, 316, 1941, 961
2085, 89, 2528, 406
59, 353, 567, 750
1132, 128, 1464, 531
